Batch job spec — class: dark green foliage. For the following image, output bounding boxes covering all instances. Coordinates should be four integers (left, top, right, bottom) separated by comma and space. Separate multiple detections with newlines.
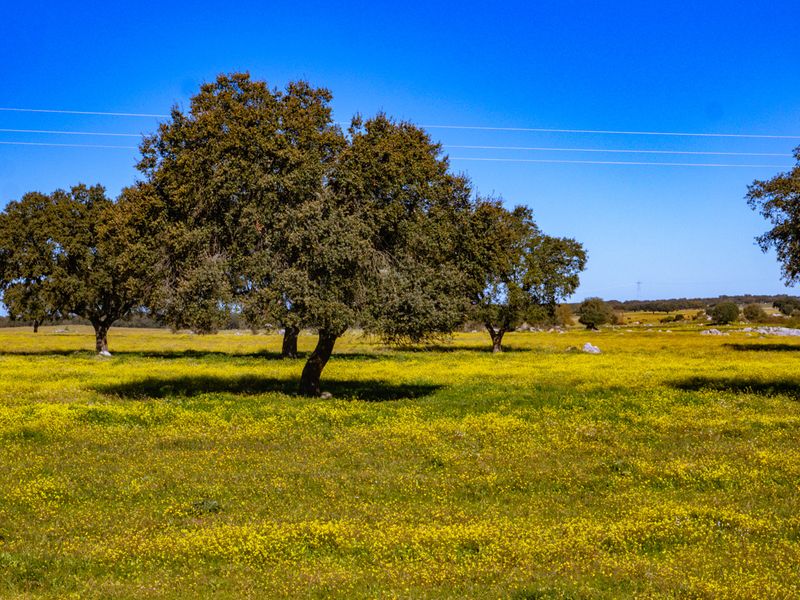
709, 302, 740, 324
746, 148, 800, 283
0, 192, 59, 329
0, 185, 148, 352
467, 200, 586, 351
743, 303, 767, 322
136, 73, 344, 334
136, 73, 480, 394
577, 297, 614, 330
773, 296, 800, 316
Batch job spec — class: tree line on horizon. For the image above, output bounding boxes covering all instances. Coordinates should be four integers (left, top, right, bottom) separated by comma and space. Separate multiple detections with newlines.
0, 73, 587, 395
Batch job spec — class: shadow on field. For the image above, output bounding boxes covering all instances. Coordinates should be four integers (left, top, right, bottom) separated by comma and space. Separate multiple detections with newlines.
389, 344, 529, 354
96, 375, 441, 402
0, 348, 381, 361
724, 343, 800, 353
0, 349, 94, 357
671, 376, 800, 398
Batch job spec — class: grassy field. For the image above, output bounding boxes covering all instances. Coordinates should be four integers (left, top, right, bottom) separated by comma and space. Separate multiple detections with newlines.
1, 325, 799, 598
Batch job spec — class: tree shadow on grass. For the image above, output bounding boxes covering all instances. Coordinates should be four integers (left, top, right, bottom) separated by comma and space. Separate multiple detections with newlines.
0, 349, 95, 357
387, 344, 530, 354
95, 375, 442, 402
670, 376, 800, 399
0, 349, 381, 361
724, 343, 800, 353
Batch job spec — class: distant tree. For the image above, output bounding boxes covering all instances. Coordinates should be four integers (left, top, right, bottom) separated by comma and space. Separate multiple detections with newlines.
709, 302, 740, 325
0, 185, 150, 353
743, 303, 767, 322
46, 185, 150, 354
577, 297, 613, 330
0, 192, 59, 331
747, 148, 800, 283
772, 296, 800, 316
554, 303, 574, 327
465, 200, 587, 352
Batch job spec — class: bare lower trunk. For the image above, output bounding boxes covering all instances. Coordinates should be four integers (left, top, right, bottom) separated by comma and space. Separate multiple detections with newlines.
281, 326, 300, 359
486, 323, 506, 353
93, 323, 110, 355
33, 320, 39, 333
299, 329, 339, 397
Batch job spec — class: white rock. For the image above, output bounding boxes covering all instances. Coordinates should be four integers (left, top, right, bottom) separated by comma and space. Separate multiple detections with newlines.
320, 391, 333, 399
582, 342, 601, 354
700, 329, 726, 336
98, 350, 113, 357
747, 326, 800, 337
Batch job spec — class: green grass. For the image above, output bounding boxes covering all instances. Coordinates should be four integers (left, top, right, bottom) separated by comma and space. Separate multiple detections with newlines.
1, 325, 799, 598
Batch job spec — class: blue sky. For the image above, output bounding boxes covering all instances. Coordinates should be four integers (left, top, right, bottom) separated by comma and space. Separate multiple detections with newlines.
1, 1, 799, 301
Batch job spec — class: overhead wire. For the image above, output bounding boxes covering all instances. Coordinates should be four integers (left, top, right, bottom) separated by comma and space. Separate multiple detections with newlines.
444, 144, 792, 157
0, 106, 798, 138
0, 106, 796, 167
0, 141, 137, 149
0, 128, 142, 137
449, 157, 792, 168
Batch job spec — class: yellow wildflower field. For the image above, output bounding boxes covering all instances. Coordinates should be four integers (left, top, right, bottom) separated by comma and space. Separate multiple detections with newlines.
1, 326, 799, 598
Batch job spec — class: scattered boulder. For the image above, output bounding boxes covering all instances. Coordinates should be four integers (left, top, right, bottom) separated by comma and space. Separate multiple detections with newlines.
700, 329, 727, 336
320, 391, 333, 399
746, 326, 800, 337
582, 342, 601, 354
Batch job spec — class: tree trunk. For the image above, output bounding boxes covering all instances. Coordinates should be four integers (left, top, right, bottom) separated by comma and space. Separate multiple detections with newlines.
299, 329, 339, 397
281, 325, 300, 359
93, 322, 110, 356
485, 323, 506, 353
33, 320, 39, 333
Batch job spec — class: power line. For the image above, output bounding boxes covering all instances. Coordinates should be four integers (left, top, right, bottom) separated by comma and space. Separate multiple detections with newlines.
0, 141, 789, 166
0, 107, 797, 139
450, 157, 791, 168
0, 128, 142, 138
445, 145, 792, 157
0, 107, 168, 118
0, 130, 788, 156
0, 141, 137, 149
426, 124, 800, 139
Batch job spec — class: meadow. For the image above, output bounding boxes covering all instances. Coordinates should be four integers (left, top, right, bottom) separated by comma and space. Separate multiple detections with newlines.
1, 325, 799, 598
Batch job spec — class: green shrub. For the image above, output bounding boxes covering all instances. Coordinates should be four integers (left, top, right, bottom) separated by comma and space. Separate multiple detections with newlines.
578, 297, 614, 330
743, 303, 767, 323
709, 302, 740, 324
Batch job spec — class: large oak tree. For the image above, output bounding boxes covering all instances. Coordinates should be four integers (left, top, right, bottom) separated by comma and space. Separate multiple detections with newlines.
137, 73, 478, 395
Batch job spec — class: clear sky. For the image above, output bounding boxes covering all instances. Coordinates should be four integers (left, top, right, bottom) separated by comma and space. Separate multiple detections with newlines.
1, 1, 799, 301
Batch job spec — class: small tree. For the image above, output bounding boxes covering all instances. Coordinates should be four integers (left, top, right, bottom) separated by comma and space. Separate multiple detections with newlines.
709, 302, 740, 325
466, 200, 586, 352
0, 185, 149, 353
578, 297, 613, 330
0, 192, 60, 331
554, 304, 574, 327
48, 185, 149, 354
743, 303, 767, 322
772, 296, 800, 316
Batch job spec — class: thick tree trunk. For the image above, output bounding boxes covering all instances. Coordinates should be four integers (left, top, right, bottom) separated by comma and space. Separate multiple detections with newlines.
485, 323, 506, 353
281, 325, 300, 359
93, 322, 111, 356
33, 320, 39, 333
299, 329, 339, 397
